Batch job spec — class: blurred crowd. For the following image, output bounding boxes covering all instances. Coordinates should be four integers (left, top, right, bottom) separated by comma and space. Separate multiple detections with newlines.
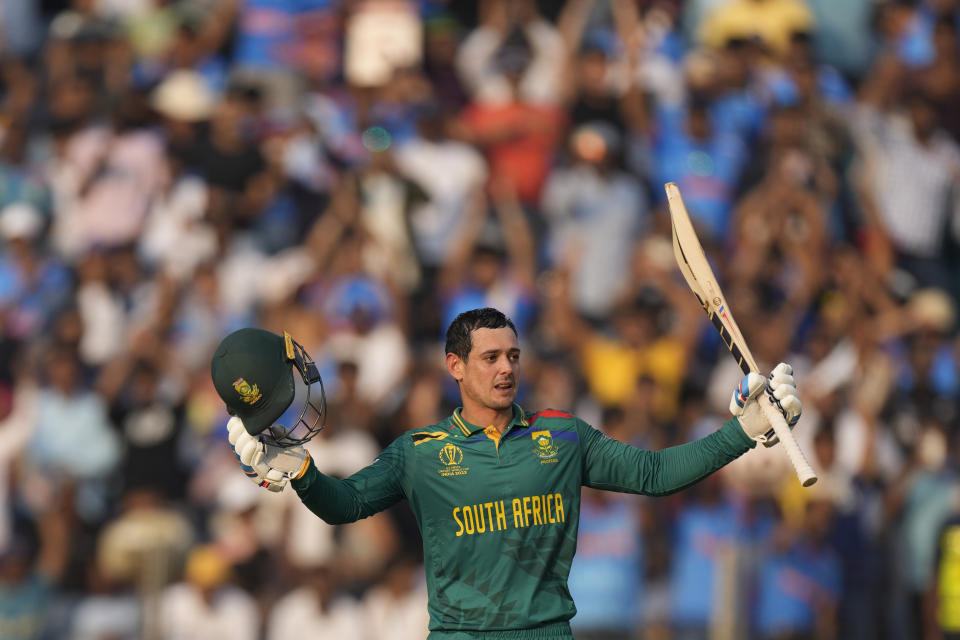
0, 0, 959, 639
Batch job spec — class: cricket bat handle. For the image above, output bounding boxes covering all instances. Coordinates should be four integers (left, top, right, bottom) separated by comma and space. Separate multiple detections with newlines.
759, 393, 818, 487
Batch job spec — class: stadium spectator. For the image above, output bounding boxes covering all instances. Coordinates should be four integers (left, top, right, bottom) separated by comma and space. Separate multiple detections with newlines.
160, 544, 259, 640
542, 122, 649, 320
0, 506, 69, 640
267, 565, 366, 640
752, 492, 842, 640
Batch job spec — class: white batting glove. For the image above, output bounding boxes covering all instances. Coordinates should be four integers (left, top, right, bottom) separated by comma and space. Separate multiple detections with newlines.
227, 417, 311, 492
730, 363, 802, 447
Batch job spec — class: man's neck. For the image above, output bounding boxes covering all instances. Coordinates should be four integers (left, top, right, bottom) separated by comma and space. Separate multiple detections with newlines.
460, 404, 515, 434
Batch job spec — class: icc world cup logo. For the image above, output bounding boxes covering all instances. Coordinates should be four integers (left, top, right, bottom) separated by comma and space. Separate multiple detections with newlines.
439, 443, 464, 466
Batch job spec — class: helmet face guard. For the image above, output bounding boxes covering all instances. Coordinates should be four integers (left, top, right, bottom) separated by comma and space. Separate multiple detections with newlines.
262, 332, 327, 448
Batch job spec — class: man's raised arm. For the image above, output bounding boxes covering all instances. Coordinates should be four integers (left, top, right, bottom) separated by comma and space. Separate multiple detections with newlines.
579, 364, 802, 496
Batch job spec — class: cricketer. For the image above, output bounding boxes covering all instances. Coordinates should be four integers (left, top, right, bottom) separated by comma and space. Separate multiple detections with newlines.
211, 307, 801, 639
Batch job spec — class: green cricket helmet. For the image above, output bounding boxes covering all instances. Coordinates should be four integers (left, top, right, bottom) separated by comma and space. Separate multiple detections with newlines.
211, 327, 326, 447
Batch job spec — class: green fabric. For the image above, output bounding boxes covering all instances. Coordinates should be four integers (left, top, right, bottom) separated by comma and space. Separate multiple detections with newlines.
426, 620, 574, 638
210, 328, 294, 435
292, 406, 753, 633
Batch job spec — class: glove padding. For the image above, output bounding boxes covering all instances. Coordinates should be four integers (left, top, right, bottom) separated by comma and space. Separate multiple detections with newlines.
227, 417, 311, 492
730, 363, 802, 447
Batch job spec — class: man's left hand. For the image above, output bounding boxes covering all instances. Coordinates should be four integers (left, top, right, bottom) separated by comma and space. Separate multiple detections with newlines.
730, 363, 802, 447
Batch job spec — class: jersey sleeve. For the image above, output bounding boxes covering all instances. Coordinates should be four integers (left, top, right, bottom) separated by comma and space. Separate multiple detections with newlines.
291, 436, 407, 524
578, 417, 755, 496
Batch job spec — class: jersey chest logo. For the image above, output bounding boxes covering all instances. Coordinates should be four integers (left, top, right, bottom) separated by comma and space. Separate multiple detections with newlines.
438, 443, 469, 477
531, 430, 559, 463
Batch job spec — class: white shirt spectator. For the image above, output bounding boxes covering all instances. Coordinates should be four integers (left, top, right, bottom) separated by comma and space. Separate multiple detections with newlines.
834, 406, 904, 482
456, 19, 566, 105
327, 324, 410, 407
215, 239, 269, 317
50, 129, 165, 257
47, 126, 111, 260
77, 280, 127, 366
542, 164, 648, 318
96, 0, 151, 19
285, 428, 380, 568
71, 593, 140, 640
160, 583, 259, 640
358, 171, 421, 290
139, 174, 216, 283
363, 580, 430, 640
267, 590, 365, 640
27, 387, 119, 479
851, 104, 960, 259
394, 137, 487, 267
21, 356, 120, 522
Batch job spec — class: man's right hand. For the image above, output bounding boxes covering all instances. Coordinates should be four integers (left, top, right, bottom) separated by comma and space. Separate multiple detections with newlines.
227, 417, 311, 492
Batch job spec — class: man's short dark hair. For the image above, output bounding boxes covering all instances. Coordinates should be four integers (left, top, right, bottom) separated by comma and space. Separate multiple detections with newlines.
444, 308, 518, 361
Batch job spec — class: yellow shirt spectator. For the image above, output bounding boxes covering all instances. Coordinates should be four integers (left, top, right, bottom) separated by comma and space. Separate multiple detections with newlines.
699, 0, 814, 56
581, 334, 687, 420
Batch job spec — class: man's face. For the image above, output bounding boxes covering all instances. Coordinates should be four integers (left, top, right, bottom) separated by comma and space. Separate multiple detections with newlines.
469, 251, 501, 289
686, 108, 712, 142
577, 51, 608, 94
449, 327, 520, 413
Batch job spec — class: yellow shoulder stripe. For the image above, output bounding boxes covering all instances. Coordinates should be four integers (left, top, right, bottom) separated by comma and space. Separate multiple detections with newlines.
412, 431, 449, 445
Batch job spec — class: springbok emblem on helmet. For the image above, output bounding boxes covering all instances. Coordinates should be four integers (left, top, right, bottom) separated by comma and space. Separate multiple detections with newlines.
233, 378, 262, 405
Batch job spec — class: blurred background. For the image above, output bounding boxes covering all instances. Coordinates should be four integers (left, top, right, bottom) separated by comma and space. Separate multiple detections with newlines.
0, 0, 959, 639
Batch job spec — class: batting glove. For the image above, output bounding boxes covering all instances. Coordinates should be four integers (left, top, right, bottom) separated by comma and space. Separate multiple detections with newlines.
227, 417, 311, 492
730, 363, 802, 447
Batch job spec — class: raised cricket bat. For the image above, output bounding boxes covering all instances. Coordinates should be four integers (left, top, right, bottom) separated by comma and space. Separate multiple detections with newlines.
665, 182, 818, 487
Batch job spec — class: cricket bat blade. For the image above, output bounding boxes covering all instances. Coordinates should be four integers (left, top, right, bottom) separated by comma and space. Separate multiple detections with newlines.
665, 182, 818, 487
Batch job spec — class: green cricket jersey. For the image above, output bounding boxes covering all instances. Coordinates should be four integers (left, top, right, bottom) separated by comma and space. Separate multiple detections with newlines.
291, 404, 755, 638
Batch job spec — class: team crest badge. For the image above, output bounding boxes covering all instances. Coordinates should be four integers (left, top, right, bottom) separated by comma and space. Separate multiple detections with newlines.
233, 378, 262, 405
531, 430, 559, 460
